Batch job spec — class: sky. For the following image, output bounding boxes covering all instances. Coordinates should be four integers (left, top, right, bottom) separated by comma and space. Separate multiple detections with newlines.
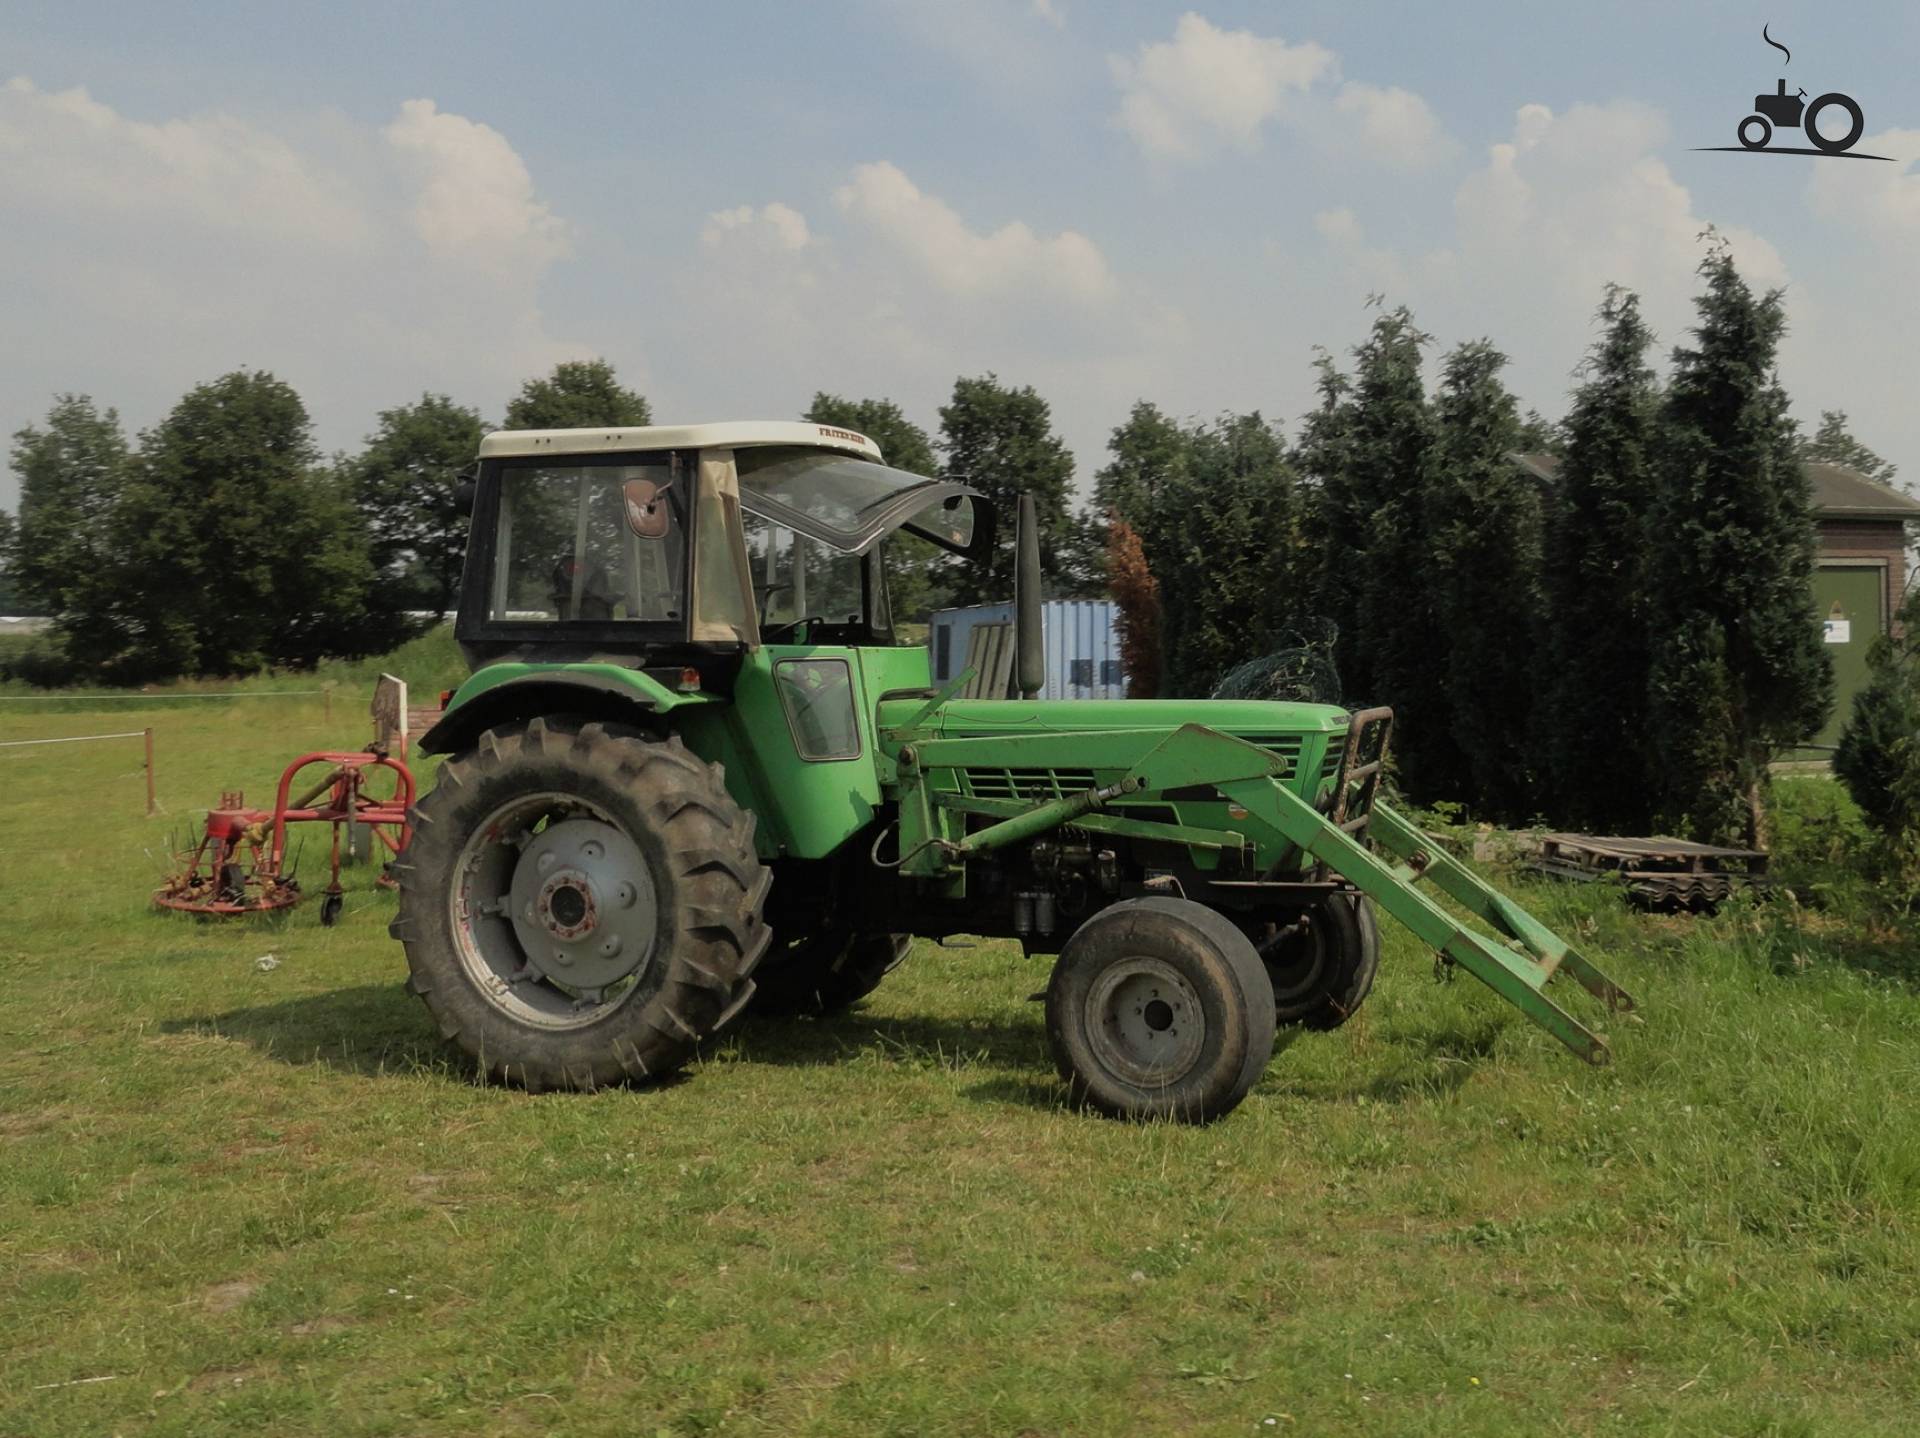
4, 1, 1919, 513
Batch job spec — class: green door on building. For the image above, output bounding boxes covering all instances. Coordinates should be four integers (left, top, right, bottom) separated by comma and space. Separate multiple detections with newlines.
1810, 564, 1887, 749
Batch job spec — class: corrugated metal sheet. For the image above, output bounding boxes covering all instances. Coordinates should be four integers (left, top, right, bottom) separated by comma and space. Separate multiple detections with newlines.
929, 600, 1126, 699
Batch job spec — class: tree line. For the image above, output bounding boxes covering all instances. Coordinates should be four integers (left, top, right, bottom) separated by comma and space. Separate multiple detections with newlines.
1, 239, 1907, 849
0, 359, 650, 683
1099, 246, 1849, 847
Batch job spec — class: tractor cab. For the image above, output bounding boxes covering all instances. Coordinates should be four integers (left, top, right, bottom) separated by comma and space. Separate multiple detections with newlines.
453, 422, 988, 669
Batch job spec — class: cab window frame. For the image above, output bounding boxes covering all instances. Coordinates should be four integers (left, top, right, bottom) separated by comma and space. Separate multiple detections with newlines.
455, 449, 707, 652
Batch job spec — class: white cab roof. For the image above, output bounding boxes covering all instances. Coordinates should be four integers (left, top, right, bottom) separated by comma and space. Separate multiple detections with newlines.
477, 420, 883, 462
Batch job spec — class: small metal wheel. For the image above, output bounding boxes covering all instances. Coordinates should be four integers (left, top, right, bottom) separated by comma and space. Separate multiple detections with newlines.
1045, 896, 1276, 1123
319, 891, 344, 927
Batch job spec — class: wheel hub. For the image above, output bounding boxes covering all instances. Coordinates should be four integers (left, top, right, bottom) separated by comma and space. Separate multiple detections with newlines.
507, 819, 656, 992
1087, 957, 1205, 1087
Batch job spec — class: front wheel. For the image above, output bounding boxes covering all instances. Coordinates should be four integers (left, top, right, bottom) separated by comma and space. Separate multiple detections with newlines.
1257, 894, 1379, 1030
392, 720, 771, 1091
1738, 114, 1771, 150
1045, 897, 1276, 1123
749, 930, 910, 1016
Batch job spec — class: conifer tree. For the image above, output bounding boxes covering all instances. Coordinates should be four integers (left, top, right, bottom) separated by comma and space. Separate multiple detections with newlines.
1429, 340, 1542, 816
1833, 587, 1920, 878
1648, 245, 1831, 844
1799, 409, 1898, 487
1294, 350, 1359, 690
1538, 286, 1662, 831
1314, 307, 1454, 793
1156, 412, 1299, 695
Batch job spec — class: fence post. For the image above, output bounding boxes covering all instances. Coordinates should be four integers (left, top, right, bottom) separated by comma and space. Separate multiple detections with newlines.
144, 727, 157, 815
323, 682, 334, 723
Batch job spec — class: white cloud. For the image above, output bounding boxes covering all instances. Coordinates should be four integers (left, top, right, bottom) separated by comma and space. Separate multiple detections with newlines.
0, 77, 588, 474
1031, 0, 1065, 30
649, 163, 1176, 484
1109, 13, 1449, 170
1332, 83, 1449, 170
701, 201, 812, 252
1111, 14, 1333, 161
0, 76, 371, 248
384, 98, 569, 276
1804, 128, 1920, 237
1305, 100, 1791, 422
833, 161, 1113, 303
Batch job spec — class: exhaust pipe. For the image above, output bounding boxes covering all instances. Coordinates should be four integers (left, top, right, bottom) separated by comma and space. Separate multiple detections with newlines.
1015, 493, 1044, 700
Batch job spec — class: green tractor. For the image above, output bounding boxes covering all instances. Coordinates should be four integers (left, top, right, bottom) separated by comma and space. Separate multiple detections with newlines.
396, 422, 1632, 1121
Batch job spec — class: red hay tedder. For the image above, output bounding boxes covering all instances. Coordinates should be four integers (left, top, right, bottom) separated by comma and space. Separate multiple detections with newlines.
153, 677, 420, 925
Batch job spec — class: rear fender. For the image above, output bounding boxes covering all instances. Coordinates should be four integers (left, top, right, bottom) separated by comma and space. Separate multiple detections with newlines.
420, 665, 717, 755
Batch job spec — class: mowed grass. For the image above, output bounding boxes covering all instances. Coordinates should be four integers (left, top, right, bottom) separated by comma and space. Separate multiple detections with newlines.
2, 688, 1918, 1436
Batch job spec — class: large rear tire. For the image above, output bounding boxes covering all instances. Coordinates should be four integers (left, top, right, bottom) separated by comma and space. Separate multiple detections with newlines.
1045, 896, 1276, 1123
391, 719, 771, 1091
750, 931, 910, 1016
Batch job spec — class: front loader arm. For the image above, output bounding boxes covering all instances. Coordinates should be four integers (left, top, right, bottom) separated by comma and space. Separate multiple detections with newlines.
892, 721, 1635, 1066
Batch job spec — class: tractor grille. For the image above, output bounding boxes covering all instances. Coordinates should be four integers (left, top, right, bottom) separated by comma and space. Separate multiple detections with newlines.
961, 767, 1098, 801
1321, 745, 1343, 782
1232, 734, 1303, 778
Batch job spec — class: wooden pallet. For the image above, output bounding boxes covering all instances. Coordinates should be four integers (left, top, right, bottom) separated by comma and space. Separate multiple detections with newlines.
1528, 833, 1769, 913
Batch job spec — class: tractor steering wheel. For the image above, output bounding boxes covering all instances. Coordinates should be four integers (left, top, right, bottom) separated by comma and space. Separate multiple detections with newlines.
762, 615, 826, 642
753, 580, 791, 626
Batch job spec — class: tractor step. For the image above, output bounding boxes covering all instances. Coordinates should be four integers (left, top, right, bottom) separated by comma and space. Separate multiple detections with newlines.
1217, 779, 1635, 1066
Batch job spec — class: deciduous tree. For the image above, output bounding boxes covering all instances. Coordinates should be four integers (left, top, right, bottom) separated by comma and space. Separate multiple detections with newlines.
348, 393, 486, 616
1106, 515, 1161, 698
108, 372, 389, 678
805, 393, 949, 623
937, 375, 1079, 605
6, 397, 129, 654
504, 359, 651, 430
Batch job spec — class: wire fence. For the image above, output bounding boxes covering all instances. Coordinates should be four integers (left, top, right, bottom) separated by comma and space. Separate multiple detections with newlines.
0, 685, 336, 720
0, 727, 158, 812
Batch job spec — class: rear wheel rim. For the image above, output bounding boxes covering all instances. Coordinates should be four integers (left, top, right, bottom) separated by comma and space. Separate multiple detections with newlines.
1086, 957, 1205, 1087
450, 791, 659, 1029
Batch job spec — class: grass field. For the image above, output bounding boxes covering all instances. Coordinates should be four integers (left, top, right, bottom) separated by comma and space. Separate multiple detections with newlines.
3, 667, 1918, 1435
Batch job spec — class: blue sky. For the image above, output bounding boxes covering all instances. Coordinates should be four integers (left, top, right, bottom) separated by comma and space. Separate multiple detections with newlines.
5, 1, 1918, 512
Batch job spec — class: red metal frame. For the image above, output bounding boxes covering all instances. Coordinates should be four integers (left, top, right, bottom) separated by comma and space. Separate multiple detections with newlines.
154, 750, 415, 919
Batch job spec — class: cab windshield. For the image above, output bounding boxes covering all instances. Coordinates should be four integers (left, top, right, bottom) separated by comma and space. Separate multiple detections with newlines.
736, 447, 976, 554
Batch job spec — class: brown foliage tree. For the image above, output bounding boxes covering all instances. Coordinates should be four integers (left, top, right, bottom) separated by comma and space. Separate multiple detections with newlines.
1106, 513, 1162, 698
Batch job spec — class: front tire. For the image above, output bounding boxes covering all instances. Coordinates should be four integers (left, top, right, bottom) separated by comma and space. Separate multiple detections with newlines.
1259, 894, 1380, 1031
1045, 897, 1276, 1123
392, 720, 771, 1091
750, 931, 910, 1016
